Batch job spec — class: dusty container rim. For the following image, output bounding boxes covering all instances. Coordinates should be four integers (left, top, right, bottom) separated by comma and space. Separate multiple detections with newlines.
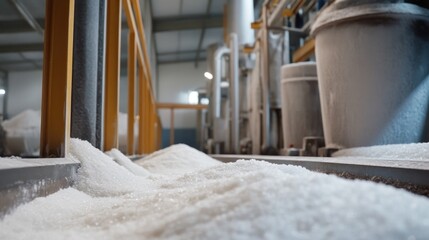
281, 61, 317, 69
311, 3, 429, 36
281, 77, 318, 84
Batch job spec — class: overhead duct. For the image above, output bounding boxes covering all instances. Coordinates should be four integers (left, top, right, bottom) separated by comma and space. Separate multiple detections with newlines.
227, 0, 255, 46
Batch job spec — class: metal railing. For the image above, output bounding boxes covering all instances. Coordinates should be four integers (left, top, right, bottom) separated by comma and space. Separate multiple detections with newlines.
40, 0, 161, 158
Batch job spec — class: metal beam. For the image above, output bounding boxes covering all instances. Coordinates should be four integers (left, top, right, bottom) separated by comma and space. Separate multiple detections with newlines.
194, 0, 213, 67
40, 0, 75, 158
0, 43, 43, 53
0, 18, 128, 34
158, 49, 206, 56
157, 58, 206, 65
153, 14, 222, 32
8, 0, 44, 35
0, 18, 44, 34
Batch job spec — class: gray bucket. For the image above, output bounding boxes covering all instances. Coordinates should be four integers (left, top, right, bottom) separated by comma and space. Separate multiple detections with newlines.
312, 2, 429, 148
280, 62, 324, 149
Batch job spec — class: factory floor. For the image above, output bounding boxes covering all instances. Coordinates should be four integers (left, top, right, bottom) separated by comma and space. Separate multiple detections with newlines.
1, 139, 428, 239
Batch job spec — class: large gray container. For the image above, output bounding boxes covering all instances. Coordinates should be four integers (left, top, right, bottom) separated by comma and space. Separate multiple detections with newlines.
312, 2, 429, 148
281, 62, 324, 149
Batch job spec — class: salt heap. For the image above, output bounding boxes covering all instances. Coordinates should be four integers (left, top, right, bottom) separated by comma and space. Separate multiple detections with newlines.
106, 148, 151, 177
333, 142, 429, 160
1, 139, 429, 239
135, 144, 221, 175
1, 109, 40, 130
69, 139, 151, 197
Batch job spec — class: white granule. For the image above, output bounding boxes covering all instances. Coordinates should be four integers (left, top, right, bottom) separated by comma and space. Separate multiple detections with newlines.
106, 148, 151, 177
1, 139, 428, 239
135, 144, 221, 176
333, 142, 429, 160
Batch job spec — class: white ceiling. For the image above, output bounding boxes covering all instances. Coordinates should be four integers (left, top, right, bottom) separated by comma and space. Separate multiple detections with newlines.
152, 0, 227, 64
0, 0, 228, 71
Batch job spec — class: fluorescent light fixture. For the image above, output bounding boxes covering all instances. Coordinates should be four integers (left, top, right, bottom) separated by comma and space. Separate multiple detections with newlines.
188, 91, 199, 104
200, 98, 209, 105
0, 89, 5, 95
220, 81, 229, 88
204, 72, 213, 80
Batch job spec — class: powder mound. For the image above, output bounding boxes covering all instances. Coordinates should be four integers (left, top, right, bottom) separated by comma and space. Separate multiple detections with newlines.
106, 148, 151, 177
1, 159, 429, 239
333, 142, 429, 160
1, 109, 41, 130
135, 144, 221, 175
69, 138, 149, 197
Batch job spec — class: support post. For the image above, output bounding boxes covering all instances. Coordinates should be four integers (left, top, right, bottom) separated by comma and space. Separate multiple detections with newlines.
96, 0, 106, 150
170, 108, 174, 145
71, 0, 100, 146
40, 0, 75, 157
127, 32, 136, 155
103, 0, 122, 151
137, 63, 144, 154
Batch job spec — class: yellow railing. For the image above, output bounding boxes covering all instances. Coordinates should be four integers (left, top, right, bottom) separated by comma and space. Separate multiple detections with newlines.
122, 0, 162, 155
156, 103, 207, 146
40, 0, 161, 157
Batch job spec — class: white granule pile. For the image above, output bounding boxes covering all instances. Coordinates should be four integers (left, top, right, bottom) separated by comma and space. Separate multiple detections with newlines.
135, 144, 221, 175
106, 148, 151, 177
333, 142, 429, 160
1, 139, 429, 239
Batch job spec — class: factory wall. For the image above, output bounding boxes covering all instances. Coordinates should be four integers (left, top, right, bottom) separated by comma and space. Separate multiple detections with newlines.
7, 70, 43, 118
158, 61, 208, 148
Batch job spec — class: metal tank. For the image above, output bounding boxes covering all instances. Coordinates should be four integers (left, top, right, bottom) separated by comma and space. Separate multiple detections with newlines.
312, 1, 429, 148
280, 62, 323, 149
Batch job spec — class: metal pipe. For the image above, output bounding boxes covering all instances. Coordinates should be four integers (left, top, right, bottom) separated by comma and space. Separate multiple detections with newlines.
212, 47, 230, 120
95, 0, 106, 150
71, 0, 101, 147
227, 0, 254, 45
261, 5, 271, 151
229, 33, 240, 154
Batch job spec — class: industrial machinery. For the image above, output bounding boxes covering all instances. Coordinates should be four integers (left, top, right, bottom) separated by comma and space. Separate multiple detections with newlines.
202, 0, 429, 157
203, 0, 327, 155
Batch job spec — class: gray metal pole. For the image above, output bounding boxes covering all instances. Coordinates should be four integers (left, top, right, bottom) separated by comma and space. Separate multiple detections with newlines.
95, 0, 106, 150
229, 33, 240, 154
71, 0, 101, 146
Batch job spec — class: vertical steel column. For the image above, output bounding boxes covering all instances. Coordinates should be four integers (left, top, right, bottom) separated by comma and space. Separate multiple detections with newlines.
96, 0, 106, 150
229, 33, 240, 154
71, 0, 100, 146
261, 5, 272, 151
40, 0, 75, 157
127, 32, 136, 155
103, 0, 122, 151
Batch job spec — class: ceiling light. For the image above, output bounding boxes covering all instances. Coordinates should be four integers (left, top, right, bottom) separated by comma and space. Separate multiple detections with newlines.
204, 72, 213, 80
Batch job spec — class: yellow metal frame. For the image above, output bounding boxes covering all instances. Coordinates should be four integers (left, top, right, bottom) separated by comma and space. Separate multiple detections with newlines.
40, 0, 75, 157
103, 0, 161, 153
104, 0, 122, 151
41, 0, 161, 156
127, 32, 136, 155
156, 103, 208, 146
292, 38, 315, 62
